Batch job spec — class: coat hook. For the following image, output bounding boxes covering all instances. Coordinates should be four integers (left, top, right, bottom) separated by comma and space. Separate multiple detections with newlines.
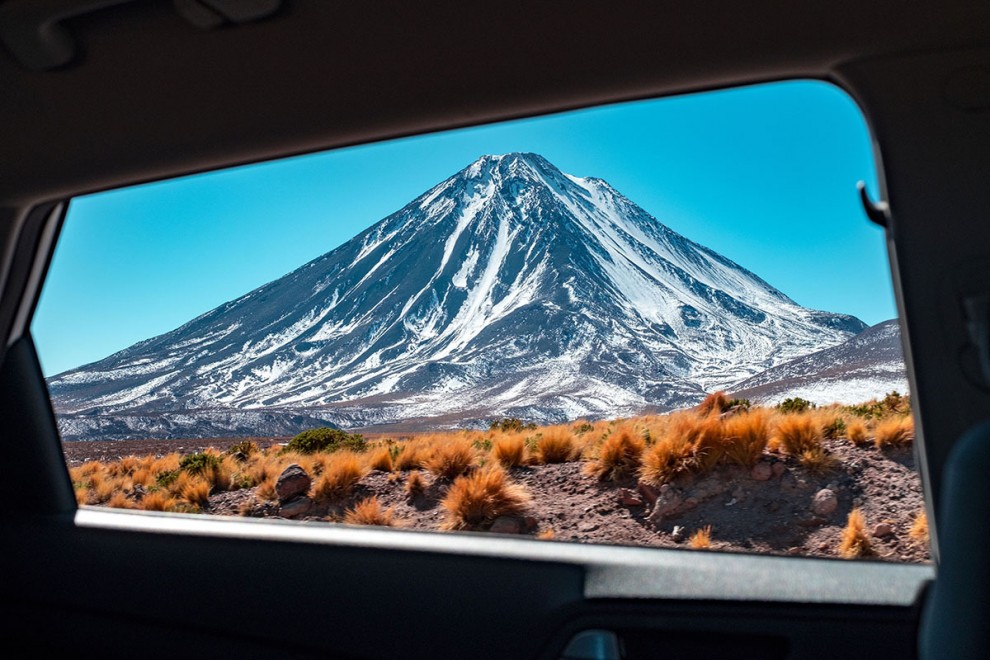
858, 181, 890, 228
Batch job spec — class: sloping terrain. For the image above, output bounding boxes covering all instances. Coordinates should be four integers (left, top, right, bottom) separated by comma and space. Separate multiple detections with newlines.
63, 408, 930, 564
50, 153, 866, 440
731, 319, 909, 405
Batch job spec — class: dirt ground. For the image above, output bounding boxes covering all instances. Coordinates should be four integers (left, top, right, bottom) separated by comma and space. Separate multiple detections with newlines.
62, 434, 931, 564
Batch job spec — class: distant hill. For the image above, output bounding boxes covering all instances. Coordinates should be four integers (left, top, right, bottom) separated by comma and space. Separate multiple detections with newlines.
730, 319, 908, 405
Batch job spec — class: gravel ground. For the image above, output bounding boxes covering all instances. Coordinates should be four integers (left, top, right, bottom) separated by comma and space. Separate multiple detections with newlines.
64, 435, 932, 563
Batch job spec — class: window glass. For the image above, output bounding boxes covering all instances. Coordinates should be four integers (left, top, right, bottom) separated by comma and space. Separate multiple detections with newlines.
33, 80, 929, 563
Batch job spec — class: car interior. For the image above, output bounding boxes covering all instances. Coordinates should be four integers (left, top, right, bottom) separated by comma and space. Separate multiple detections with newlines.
1, 1, 989, 658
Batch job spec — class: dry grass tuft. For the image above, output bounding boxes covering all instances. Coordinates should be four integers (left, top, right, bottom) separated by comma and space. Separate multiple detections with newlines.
838, 508, 874, 558
312, 452, 367, 502
874, 416, 914, 449
139, 490, 174, 512
846, 419, 870, 446
583, 425, 644, 481
639, 418, 699, 486
721, 410, 770, 467
773, 413, 823, 456
697, 391, 731, 416
424, 438, 476, 479
393, 440, 428, 471
404, 470, 426, 499
107, 491, 133, 509
366, 446, 394, 472
131, 467, 154, 487
180, 477, 211, 508
537, 528, 555, 540
798, 445, 838, 476
534, 427, 575, 464
492, 434, 526, 467
344, 496, 403, 527
440, 466, 531, 530
689, 525, 712, 549
91, 474, 117, 504
691, 417, 728, 471
909, 509, 930, 545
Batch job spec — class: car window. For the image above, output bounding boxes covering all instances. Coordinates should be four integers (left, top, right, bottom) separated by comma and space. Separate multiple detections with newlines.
32, 79, 929, 564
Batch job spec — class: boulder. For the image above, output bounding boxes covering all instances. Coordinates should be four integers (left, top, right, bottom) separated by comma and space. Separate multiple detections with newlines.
489, 516, 523, 534
637, 481, 660, 507
647, 488, 684, 526
811, 488, 838, 516
275, 464, 311, 502
751, 461, 773, 481
279, 495, 313, 519
618, 488, 643, 506
873, 522, 895, 538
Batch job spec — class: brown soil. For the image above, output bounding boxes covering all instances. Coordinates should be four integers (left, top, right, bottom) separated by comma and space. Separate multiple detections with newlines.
62, 436, 931, 563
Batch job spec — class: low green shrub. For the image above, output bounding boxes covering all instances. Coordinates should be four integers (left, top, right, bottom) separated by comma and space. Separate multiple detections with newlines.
284, 427, 367, 454
489, 417, 537, 432
179, 452, 220, 475
778, 397, 814, 414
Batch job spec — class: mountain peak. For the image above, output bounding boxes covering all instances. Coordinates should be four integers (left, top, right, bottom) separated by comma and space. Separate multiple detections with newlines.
462, 152, 563, 181
49, 151, 872, 439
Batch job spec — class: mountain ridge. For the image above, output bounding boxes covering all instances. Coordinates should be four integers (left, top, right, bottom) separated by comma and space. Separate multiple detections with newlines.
50, 152, 871, 439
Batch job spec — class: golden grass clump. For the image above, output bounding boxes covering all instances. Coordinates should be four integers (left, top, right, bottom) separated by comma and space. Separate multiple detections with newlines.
255, 475, 278, 501
152, 453, 182, 473
107, 455, 140, 478
846, 419, 869, 446
798, 445, 838, 476
366, 446, 394, 472
440, 466, 531, 530
909, 509, 930, 545
312, 452, 367, 502
393, 440, 428, 471
344, 496, 403, 527
534, 427, 576, 464
697, 391, 730, 416
688, 525, 713, 549
492, 433, 526, 467
691, 416, 728, 471
131, 467, 154, 488
404, 470, 427, 499
202, 458, 234, 492
106, 491, 133, 509
639, 439, 696, 486
166, 470, 196, 497
139, 490, 175, 512
424, 438, 476, 479
91, 473, 118, 504
838, 508, 874, 558
874, 416, 914, 449
180, 477, 211, 508
772, 413, 823, 456
721, 410, 770, 467
537, 528, 555, 540
75, 460, 106, 479
583, 424, 644, 481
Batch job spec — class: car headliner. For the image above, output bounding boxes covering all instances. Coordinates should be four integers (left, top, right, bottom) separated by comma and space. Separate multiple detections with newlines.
0, 1, 987, 205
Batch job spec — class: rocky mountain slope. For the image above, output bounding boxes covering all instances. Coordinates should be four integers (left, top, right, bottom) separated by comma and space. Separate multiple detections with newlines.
50, 153, 867, 440
730, 319, 909, 405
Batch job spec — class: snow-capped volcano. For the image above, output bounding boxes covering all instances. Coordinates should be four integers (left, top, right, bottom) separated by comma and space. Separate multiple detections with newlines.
49, 153, 867, 439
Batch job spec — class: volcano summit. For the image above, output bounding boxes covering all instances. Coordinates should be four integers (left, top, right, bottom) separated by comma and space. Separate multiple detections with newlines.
50, 153, 868, 440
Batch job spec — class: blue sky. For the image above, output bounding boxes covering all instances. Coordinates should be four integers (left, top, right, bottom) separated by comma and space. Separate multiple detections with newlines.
32, 79, 894, 377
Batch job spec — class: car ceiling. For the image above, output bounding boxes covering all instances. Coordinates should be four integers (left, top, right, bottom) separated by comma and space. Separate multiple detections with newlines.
0, 0, 988, 206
